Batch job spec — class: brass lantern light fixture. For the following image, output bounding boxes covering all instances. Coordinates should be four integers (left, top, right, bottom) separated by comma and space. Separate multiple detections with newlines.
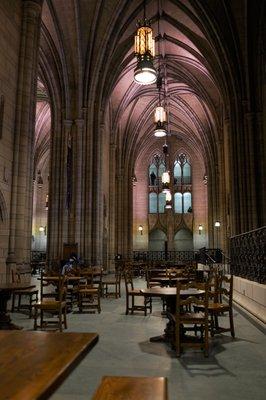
154, 105, 167, 137
165, 189, 172, 209
134, 2, 156, 85
162, 171, 170, 193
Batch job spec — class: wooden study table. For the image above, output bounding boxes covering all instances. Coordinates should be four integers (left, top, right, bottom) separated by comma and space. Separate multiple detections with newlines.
0, 331, 99, 400
140, 287, 205, 343
0, 282, 35, 330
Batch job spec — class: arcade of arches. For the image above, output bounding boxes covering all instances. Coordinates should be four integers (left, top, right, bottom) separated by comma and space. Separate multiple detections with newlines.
0, 1, 265, 313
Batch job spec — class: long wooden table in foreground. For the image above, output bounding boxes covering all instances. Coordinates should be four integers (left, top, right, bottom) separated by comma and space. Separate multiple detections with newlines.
0, 331, 99, 400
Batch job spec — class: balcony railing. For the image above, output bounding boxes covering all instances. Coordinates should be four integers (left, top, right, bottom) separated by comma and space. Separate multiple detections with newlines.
230, 226, 266, 284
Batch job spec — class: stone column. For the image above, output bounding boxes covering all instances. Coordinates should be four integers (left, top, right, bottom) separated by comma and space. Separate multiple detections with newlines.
108, 143, 117, 269
91, 122, 104, 264
74, 119, 84, 256
7, 0, 43, 271
47, 119, 72, 261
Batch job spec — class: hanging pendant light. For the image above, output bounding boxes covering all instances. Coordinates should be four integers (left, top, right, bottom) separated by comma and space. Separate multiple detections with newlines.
165, 189, 172, 209
162, 171, 170, 193
134, 2, 156, 85
154, 105, 167, 137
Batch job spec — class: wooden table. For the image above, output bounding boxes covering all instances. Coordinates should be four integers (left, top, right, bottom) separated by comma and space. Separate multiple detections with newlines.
140, 287, 205, 343
0, 331, 98, 400
150, 277, 189, 286
0, 283, 35, 330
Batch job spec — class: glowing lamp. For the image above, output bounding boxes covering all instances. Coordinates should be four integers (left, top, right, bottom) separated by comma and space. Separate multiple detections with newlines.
134, 22, 156, 85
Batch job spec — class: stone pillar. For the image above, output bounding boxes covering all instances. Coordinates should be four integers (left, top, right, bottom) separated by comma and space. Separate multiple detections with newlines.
7, 0, 43, 271
91, 122, 104, 264
47, 119, 72, 261
108, 143, 117, 269
74, 119, 84, 256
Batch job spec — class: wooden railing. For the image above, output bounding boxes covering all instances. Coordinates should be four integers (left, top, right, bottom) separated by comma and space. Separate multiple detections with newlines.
230, 226, 266, 284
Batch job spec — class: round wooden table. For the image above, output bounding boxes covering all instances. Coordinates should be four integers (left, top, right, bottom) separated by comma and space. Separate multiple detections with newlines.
140, 287, 205, 343
0, 283, 34, 330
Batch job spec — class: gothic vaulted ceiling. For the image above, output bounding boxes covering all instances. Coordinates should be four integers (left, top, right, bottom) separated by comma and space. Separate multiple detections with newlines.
39, 0, 247, 173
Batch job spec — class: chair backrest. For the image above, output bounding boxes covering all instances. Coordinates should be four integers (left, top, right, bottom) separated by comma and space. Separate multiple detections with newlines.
80, 267, 94, 284
114, 264, 122, 282
214, 275, 233, 306
124, 269, 134, 292
176, 281, 209, 314
40, 272, 66, 301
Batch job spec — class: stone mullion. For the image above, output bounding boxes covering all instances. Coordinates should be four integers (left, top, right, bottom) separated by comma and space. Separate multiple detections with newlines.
7, 0, 43, 269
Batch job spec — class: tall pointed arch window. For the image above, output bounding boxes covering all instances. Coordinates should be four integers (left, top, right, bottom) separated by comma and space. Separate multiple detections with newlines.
173, 153, 192, 214
148, 154, 166, 214
174, 153, 191, 185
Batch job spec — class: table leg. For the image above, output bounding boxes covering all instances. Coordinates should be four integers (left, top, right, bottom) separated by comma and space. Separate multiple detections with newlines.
0, 291, 23, 330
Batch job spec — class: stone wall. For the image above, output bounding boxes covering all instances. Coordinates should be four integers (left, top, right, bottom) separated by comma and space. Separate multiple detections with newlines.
0, 1, 22, 273
233, 276, 266, 324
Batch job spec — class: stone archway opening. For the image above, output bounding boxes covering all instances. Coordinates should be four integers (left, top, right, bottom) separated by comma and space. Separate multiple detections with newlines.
149, 229, 167, 251
174, 228, 193, 251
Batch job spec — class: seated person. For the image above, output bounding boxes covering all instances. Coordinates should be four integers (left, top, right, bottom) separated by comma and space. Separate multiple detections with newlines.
61, 253, 80, 275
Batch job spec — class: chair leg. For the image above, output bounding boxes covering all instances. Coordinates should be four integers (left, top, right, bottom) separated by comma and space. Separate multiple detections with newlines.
59, 309, 62, 332
176, 323, 181, 357
64, 307, 67, 329
11, 293, 15, 312
40, 310, 44, 329
98, 293, 101, 314
29, 295, 32, 318
125, 294, 129, 315
210, 314, 215, 337
131, 295, 134, 315
229, 308, 235, 338
18, 294, 21, 312
34, 307, 38, 330
204, 322, 209, 357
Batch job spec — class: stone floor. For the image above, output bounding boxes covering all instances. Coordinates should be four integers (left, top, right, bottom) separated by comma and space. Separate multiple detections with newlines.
9, 277, 266, 400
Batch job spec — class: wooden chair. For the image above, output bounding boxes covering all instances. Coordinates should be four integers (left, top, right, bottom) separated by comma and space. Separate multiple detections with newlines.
174, 281, 209, 357
11, 270, 38, 318
124, 270, 152, 315
203, 275, 235, 337
78, 269, 101, 313
92, 376, 168, 400
102, 265, 122, 298
33, 274, 67, 331
145, 266, 161, 288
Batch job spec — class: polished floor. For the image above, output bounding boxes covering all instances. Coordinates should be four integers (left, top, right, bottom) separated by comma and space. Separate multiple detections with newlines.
10, 277, 266, 400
